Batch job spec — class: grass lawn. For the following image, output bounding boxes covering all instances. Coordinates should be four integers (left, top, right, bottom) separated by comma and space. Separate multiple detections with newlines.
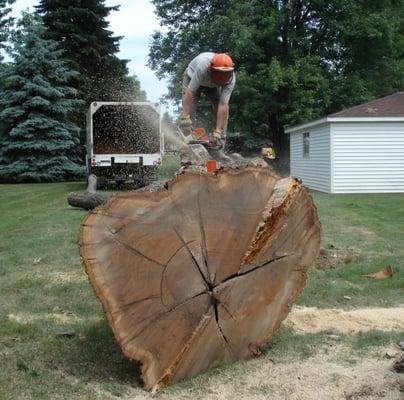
299, 191, 404, 309
0, 168, 403, 399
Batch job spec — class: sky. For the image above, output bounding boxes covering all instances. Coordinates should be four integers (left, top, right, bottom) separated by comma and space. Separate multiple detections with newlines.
8, 0, 173, 112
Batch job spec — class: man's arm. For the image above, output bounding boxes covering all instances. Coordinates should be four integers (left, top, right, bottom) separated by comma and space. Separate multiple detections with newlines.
215, 102, 229, 131
182, 88, 195, 117
215, 73, 235, 132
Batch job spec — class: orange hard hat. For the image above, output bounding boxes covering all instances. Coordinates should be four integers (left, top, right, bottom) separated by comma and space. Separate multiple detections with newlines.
211, 53, 235, 72
210, 53, 234, 85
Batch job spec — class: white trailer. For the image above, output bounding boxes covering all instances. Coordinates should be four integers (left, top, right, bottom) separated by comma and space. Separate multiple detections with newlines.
86, 102, 163, 187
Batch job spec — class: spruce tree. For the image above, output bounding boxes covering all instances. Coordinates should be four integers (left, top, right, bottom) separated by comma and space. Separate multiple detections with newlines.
0, 13, 84, 183
36, 0, 129, 104
126, 73, 147, 101
1, 1, 16, 151
0, 0, 15, 63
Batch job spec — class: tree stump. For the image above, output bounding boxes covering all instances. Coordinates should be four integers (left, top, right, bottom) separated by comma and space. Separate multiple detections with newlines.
79, 166, 321, 390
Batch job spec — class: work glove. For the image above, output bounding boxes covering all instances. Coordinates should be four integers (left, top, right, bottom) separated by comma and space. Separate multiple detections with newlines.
179, 113, 192, 129
212, 128, 225, 149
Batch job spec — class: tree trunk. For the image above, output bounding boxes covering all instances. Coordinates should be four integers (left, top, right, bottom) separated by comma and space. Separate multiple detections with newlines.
67, 180, 169, 210
67, 191, 110, 210
79, 166, 320, 390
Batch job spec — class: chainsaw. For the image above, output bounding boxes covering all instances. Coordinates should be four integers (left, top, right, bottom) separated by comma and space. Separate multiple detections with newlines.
177, 126, 222, 150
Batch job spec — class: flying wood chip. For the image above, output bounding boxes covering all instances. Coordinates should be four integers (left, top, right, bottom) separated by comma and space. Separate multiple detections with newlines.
79, 166, 321, 390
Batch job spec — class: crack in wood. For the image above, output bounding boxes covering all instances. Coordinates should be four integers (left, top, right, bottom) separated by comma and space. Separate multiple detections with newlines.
115, 295, 161, 311
169, 188, 212, 286
160, 240, 196, 307
172, 227, 211, 290
219, 301, 238, 322
197, 178, 211, 281
105, 224, 165, 268
212, 297, 235, 357
121, 291, 207, 347
218, 253, 293, 287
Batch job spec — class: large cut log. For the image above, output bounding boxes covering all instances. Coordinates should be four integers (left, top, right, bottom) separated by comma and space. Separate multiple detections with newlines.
79, 166, 321, 390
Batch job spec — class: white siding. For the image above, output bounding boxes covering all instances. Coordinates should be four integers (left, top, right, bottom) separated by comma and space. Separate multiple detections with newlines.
290, 123, 331, 192
332, 122, 404, 193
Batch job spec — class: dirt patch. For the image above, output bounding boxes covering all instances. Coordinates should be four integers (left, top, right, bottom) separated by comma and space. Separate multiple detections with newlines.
8, 312, 81, 325
315, 245, 360, 270
285, 306, 404, 334
47, 271, 86, 285
119, 345, 402, 400
7, 312, 102, 325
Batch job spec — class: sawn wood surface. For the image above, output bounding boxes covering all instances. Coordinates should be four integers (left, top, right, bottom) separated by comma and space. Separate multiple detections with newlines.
79, 166, 321, 390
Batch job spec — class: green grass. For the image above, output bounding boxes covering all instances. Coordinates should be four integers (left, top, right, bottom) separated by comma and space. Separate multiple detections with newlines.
0, 180, 403, 398
266, 326, 403, 359
158, 153, 181, 179
298, 192, 404, 309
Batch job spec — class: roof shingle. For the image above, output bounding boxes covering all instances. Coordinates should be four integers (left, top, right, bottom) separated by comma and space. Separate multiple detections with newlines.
329, 91, 404, 118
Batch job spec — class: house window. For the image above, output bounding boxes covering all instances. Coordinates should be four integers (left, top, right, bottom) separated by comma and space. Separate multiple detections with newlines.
303, 132, 310, 158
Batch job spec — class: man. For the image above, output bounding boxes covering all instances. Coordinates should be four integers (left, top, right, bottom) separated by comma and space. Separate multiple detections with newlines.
179, 52, 236, 149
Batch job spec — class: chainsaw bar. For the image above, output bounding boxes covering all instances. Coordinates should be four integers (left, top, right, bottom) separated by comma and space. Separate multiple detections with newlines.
177, 126, 220, 147
187, 140, 221, 149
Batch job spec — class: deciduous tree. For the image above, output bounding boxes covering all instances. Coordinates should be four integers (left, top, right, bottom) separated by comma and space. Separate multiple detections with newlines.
149, 0, 404, 157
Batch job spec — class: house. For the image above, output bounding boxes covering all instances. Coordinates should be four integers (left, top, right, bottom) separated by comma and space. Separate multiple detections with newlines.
285, 92, 404, 193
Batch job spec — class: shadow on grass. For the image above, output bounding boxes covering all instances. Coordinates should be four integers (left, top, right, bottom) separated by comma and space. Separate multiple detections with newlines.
53, 319, 143, 389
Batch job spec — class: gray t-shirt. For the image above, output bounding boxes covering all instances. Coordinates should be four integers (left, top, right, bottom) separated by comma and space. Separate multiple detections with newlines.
186, 52, 236, 104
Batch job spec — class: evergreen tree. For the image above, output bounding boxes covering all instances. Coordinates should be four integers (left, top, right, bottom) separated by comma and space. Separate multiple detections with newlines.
0, 0, 15, 63
0, 13, 84, 183
115, 73, 148, 102
0, 1, 15, 110
126, 73, 147, 101
36, 0, 129, 104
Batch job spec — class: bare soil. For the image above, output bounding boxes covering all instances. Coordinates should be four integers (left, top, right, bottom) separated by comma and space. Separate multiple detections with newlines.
285, 306, 404, 334
315, 246, 360, 270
